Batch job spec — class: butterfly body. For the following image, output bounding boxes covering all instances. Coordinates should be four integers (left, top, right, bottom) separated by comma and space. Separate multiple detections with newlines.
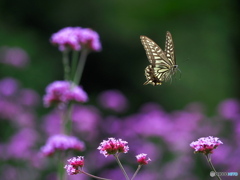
140, 31, 178, 86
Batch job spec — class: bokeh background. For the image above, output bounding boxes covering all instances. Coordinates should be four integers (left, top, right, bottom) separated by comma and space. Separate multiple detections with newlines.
0, 0, 240, 180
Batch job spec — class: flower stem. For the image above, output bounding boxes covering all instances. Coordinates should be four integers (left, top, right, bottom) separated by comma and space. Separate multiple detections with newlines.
80, 170, 112, 180
114, 154, 130, 180
131, 165, 142, 180
57, 153, 66, 180
71, 50, 79, 81
73, 48, 89, 85
62, 50, 71, 81
64, 103, 73, 135
205, 154, 222, 180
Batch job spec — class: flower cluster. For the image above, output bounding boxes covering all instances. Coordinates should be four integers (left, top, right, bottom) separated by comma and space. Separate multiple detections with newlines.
50, 27, 102, 52
98, 90, 128, 112
136, 153, 151, 165
64, 156, 84, 175
0, 46, 29, 68
97, 137, 129, 157
190, 136, 223, 155
41, 134, 85, 156
43, 81, 88, 107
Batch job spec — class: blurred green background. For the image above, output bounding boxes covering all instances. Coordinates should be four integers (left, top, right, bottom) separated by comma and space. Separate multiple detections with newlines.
0, 0, 240, 180
0, 0, 239, 113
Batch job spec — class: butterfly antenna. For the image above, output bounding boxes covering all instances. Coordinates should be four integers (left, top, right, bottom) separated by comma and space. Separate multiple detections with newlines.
177, 68, 182, 80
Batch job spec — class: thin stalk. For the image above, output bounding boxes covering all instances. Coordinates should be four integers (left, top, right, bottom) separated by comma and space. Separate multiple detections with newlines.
62, 50, 71, 81
114, 154, 130, 180
59, 104, 72, 134
205, 154, 222, 180
80, 170, 112, 180
131, 165, 142, 180
65, 103, 73, 135
71, 51, 79, 80
73, 48, 89, 85
57, 152, 66, 180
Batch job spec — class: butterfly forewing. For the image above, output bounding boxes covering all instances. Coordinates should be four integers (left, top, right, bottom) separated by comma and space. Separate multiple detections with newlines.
164, 31, 175, 65
140, 31, 178, 86
140, 36, 169, 67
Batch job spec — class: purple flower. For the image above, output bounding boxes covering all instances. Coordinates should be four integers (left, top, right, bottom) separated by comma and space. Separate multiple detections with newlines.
71, 105, 101, 140
0, 77, 19, 97
190, 136, 223, 155
0, 47, 29, 68
50, 27, 101, 52
6, 128, 39, 159
64, 156, 84, 175
43, 81, 88, 107
41, 134, 85, 156
136, 153, 151, 165
18, 89, 40, 107
98, 90, 128, 112
97, 137, 129, 157
41, 109, 61, 136
218, 99, 240, 120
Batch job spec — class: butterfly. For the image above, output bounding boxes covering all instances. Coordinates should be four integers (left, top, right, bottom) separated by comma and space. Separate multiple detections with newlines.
140, 31, 178, 86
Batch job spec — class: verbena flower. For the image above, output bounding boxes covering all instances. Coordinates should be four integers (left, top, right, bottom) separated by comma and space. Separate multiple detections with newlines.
41, 134, 85, 156
190, 136, 223, 155
97, 137, 129, 157
50, 27, 101, 52
136, 153, 151, 165
0, 77, 19, 97
218, 99, 240, 120
64, 156, 84, 175
0, 47, 29, 68
98, 90, 128, 112
43, 81, 88, 107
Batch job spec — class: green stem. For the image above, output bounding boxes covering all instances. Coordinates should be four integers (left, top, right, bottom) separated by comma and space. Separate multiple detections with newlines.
114, 154, 130, 180
65, 103, 73, 135
73, 48, 89, 85
57, 153, 66, 180
131, 165, 142, 180
71, 51, 79, 81
80, 170, 112, 180
62, 50, 71, 81
205, 154, 222, 180
60, 104, 73, 135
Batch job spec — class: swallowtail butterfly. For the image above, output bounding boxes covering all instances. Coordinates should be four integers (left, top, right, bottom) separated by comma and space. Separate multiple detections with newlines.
140, 31, 178, 86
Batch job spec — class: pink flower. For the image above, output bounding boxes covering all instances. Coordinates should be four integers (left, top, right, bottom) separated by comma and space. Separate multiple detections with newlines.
50, 27, 101, 52
0, 47, 29, 68
64, 156, 84, 175
136, 153, 151, 165
43, 81, 88, 107
190, 136, 223, 155
98, 90, 128, 112
218, 99, 240, 120
41, 134, 85, 156
97, 137, 129, 157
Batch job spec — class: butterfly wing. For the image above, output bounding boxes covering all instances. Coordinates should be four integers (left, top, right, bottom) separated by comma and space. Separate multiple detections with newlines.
164, 31, 176, 66
140, 36, 171, 67
140, 32, 178, 85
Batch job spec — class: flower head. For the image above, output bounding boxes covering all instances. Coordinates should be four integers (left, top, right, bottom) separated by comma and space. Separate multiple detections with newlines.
0, 47, 29, 68
136, 153, 151, 165
98, 90, 128, 112
97, 137, 129, 157
50, 27, 101, 52
43, 81, 88, 107
64, 156, 84, 175
190, 136, 223, 155
41, 134, 85, 156
218, 99, 240, 120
